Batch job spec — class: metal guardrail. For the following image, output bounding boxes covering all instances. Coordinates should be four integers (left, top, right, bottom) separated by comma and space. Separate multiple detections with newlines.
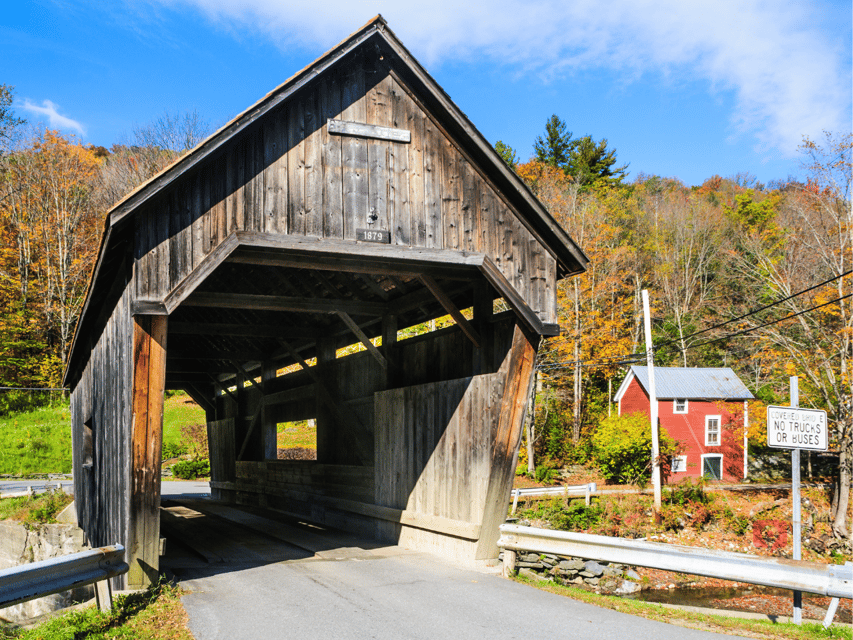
0, 545, 128, 610
498, 524, 852, 599
510, 483, 597, 514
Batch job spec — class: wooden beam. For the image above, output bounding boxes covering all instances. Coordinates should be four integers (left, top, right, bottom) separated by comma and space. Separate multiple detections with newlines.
184, 383, 216, 415
418, 275, 481, 348
169, 322, 321, 339
478, 256, 556, 337
182, 292, 387, 316
336, 311, 387, 370
163, 233, 240, 313
128, 315, 167, 588
232, 361, 264, 394
231, 231, 483, 277
388, 280, 470, 315
327, 119, 411, 143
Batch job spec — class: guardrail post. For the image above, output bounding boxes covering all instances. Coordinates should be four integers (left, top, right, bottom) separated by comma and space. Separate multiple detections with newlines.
94, 579, 113, 612
502, 549, 517, 578
511, 489, 520, 515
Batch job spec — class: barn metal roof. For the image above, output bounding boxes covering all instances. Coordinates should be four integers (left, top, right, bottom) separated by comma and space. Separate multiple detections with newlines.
614, 366, 754, 401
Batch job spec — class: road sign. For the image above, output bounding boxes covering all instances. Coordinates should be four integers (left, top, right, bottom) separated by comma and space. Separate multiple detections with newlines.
766, 405, 828, 451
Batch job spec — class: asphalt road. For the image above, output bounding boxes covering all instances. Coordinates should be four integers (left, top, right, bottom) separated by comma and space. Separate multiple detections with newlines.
170, 501, 745, 640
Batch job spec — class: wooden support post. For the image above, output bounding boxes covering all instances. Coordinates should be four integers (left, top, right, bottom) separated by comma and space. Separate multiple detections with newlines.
128, 314, 167, 589
315, 337, 336, 463
476, 324, 537, 561
473, 280, 493, 375
382, 313, 398, 386
261, 361, 277, 460
502, 549, 517, 578
94, 579, 113, 612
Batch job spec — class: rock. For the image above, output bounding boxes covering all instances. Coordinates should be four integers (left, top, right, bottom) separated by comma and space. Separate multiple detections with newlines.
625, 569, 640, 581
602, 566, 621, 578
583, 560, 605, 577
519, 568, 548, 582
615, 579, 642, 595
55, 501, 77, 525
516, 562, 544, 569
522, 553, 540, 563
572, 577, 584, 584
559, 559, 585, 571
586, 577, 599, 586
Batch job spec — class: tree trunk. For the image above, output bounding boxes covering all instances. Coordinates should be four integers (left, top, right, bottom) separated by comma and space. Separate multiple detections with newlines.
831, 416, 851, 538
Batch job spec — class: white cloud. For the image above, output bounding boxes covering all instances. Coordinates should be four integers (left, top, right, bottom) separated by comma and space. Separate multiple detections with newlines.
147, 0, 850, 156
19, 99, 86, 136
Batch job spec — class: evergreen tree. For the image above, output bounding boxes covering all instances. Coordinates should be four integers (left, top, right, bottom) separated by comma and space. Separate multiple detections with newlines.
567, 135, 629, 190
534, 115, 574, 168
494, 140, 519, 171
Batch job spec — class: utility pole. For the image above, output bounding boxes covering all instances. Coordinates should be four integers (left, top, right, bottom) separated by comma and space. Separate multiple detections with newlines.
642, 290, 662, 512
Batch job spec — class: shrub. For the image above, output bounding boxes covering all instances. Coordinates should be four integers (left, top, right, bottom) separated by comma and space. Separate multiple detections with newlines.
551, 500, 603, 531
162, 442, 188, 459
171, 458, 210, 480
665, 478, 709, 506
591, 413, 679, 485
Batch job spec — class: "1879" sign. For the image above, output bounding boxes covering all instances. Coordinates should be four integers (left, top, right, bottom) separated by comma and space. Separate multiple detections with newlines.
766, 405, 828, 451
356, 229, 391, 243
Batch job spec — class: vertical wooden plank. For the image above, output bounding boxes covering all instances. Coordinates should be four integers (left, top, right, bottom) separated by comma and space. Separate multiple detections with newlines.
404, 91, 425, 247
128, 314, 167, 588
191, 172, 204, 269
264, 110, 288, 234
166, 192, 181, 289
422, 114, 441, 248
201, 164, 212, 256
133, 214, 148, 299
341, 55, 367, 240
319, 74, 343, 238
288, 97, 307, 235
440, 140, 460, 250
460, 158, 479, 251
545, 254, 557, 325
479, 188, 495, 257
366, 70, 391, 234
303, 91, 323, 236
389, 77, 411, 245
214, 155, 227, 246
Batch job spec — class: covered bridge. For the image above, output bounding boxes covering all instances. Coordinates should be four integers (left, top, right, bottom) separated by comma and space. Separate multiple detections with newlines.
63, 16, 588, 588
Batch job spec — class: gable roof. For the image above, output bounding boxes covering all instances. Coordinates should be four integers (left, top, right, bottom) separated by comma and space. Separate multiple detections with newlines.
105, 15, 587, 274
614, 366, 754, 402
63, 15, 588, 387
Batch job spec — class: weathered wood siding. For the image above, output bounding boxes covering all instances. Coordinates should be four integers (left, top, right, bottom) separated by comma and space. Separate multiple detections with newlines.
133, 50, 557, 323
374, 373, 504, 561
70, 283, 134, 589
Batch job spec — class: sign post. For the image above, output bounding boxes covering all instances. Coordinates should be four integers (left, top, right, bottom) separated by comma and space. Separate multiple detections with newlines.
766, 377, 828, 625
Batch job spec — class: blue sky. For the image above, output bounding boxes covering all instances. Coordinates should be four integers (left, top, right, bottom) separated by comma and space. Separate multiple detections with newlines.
2, 0, 850, 187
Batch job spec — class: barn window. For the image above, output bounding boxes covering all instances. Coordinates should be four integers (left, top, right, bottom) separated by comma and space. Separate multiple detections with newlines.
705, 415, 721, 446
701, 454, 723, 480
673, 398, 688, 414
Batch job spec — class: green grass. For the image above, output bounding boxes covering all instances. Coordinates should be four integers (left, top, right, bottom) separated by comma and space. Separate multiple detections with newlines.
162, 393, 206, 454
0, 491, 73, 524
0, 404, 72, 475
277, 420, 317, 451
512, 575, 850, 640
0, 580, 192, 639
0, 393, 206, 476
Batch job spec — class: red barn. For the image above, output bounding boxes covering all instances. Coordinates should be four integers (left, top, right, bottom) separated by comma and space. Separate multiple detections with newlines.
613, 366, 754, 481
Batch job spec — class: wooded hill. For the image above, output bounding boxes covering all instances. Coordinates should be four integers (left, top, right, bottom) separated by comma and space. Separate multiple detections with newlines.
0, 85, 849, 537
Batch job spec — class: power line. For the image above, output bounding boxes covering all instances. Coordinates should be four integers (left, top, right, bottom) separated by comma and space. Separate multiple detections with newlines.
651, 269, 852, 354
536, 285, 852, 372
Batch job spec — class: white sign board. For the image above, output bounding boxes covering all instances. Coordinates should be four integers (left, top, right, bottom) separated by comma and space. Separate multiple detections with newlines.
766, 405, 828, 451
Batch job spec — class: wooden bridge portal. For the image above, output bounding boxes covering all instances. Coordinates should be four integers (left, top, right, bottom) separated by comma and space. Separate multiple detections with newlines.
63, 16, 587, 588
